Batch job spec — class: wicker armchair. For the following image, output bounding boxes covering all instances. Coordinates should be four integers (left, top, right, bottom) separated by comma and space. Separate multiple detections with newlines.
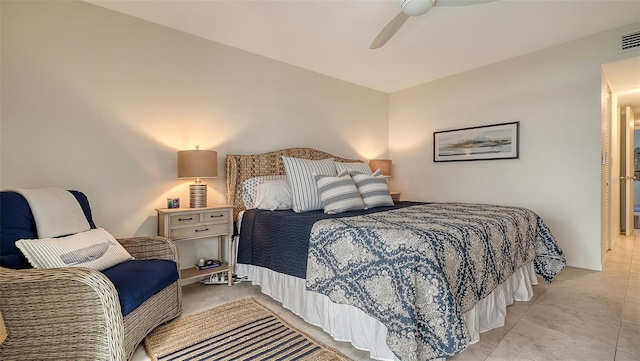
0, 192, 182, 361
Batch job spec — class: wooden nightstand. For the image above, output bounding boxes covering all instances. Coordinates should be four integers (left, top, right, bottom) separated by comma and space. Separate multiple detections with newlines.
0, 311, 6, 345
156, 205, 234, 286
390, 192, 401, 203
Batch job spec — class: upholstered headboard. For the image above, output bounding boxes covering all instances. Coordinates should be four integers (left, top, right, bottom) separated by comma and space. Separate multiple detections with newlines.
226, 147, 361, 220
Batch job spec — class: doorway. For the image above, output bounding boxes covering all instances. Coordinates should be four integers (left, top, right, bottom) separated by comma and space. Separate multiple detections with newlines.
602, 56, 640, 264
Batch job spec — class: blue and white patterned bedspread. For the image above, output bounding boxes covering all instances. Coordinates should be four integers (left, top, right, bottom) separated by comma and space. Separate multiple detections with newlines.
305, 203, 565, 361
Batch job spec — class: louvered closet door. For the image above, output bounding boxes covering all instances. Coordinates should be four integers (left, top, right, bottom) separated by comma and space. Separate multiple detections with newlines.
602, 87, 612, 261
625, 106, 635, 236
600, 87, 611, 261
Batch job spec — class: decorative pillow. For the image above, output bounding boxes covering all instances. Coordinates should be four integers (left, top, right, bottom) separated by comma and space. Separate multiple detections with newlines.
282, 156, 337, 213
16, 228, 134, 271
242, 175, 288, 209
350, 169, 394, 209
335, 161, 372, 175
254, 179, 293, 211
315, 171, 365, 214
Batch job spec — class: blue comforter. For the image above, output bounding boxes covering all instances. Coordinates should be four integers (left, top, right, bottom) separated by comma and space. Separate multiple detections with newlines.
237, 202, 420, 278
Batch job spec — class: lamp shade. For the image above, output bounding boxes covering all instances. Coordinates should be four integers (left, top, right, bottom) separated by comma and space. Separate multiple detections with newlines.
177, 149, 218, 179
369, 159, 392, 177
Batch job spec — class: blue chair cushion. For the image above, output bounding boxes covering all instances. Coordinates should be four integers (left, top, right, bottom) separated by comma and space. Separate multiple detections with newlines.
1, 190, 178, 316
0, 190, 96, 269
102, 259, 179, 316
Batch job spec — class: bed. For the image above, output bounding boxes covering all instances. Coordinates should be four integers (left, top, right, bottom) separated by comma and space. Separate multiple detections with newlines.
227, 148, 565, 361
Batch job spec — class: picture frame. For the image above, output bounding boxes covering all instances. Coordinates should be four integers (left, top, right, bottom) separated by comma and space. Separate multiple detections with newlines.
433, 121, 519, 162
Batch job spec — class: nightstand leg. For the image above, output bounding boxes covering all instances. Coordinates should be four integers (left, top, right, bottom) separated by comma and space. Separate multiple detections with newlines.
227, 234, 233, 286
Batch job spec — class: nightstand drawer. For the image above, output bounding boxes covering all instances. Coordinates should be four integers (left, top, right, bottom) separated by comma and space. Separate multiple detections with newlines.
169, 223, 229, 240
169, 213, 200, 227
202, 210, 229, 223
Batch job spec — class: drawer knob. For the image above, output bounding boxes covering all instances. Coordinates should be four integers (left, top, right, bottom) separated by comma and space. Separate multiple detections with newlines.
195, 228, 209, 233
178, 217, 194, 221
210, 214, 223, 218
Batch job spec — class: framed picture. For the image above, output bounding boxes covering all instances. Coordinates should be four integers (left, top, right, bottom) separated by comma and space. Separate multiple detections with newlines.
433, 121, 519, 162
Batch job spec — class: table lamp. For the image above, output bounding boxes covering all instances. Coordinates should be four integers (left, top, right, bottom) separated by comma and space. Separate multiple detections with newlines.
177, 146, 218, 208
369, 159, 392, 177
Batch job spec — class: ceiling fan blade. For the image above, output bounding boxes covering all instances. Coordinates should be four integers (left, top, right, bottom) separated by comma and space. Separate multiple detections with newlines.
434, 0, 497, 7
369, 12, 410, 50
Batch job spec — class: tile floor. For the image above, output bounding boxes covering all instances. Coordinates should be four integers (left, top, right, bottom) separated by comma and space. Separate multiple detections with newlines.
133, 234, 640, 361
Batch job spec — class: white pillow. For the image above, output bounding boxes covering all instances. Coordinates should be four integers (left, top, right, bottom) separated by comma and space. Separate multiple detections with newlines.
242, 175, 288, 209
350, 169, 394, 209
254, 179, 293, 211
315, 171, 365, 214
16, 228, 134, 271
282, 156, 337, 213
335, 161, 372, 175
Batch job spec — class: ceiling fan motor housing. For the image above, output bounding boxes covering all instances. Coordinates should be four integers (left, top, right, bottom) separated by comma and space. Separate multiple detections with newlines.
401, 0, 435, 16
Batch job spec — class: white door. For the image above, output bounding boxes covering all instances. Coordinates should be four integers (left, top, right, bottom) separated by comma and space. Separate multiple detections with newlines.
625, 106, 636, 236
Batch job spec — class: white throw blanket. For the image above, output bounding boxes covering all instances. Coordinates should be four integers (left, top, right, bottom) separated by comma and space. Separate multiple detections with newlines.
13, 188, 91, 238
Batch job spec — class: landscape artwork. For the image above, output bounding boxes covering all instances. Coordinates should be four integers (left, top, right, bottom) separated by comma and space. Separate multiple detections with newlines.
433, 122, 519, 162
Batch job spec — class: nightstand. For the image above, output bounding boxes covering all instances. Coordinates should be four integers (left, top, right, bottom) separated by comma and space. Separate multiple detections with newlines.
156, 205, 234, 286
390, 192, 401, 203
0, 311, 6, 345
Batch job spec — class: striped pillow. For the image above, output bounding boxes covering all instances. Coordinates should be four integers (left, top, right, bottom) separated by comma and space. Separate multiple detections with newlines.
315, 171, 365, 214
16, 228, 134, 271
335, 161, 372, 175
282, 156, 337, 213
350, 169, 394, 209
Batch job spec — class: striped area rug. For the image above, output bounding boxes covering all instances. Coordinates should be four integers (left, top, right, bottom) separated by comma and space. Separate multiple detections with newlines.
144, 297, 350, 361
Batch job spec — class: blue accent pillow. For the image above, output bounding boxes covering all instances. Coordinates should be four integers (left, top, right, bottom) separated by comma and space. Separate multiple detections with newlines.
102, 259, 179, 316
0, 190, 96, 269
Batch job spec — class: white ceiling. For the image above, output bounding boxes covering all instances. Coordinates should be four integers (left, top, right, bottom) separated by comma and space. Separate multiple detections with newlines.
89, 0, 640, 100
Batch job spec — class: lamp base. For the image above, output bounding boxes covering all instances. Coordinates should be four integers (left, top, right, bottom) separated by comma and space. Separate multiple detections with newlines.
189, 183, 207, 208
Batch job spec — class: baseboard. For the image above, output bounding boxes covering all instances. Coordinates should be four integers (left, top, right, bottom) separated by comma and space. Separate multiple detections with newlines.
565, 259, 602, 271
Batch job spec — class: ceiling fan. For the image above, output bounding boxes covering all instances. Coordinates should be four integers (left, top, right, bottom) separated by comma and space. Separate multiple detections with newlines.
370, 0, 496, 49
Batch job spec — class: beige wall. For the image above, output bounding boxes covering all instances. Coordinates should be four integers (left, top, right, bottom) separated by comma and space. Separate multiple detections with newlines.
3, 1, 640, 273
389, 23, 640, 270
0, 1, 388, 238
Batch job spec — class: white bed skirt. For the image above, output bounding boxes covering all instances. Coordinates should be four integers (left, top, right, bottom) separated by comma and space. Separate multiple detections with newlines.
236, 262, 537, 361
